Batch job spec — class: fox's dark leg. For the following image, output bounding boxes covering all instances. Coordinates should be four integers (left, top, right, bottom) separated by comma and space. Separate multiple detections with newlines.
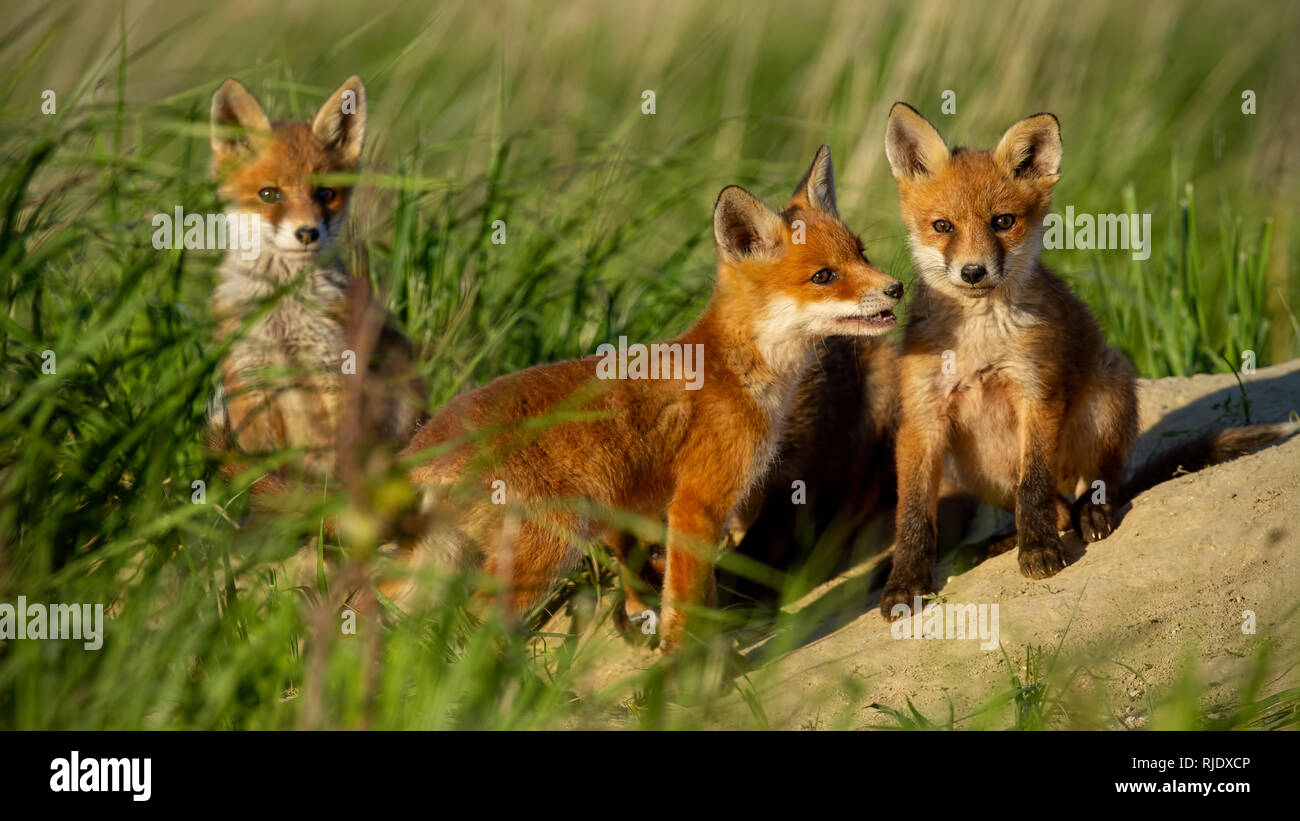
1067, 359, 1138, 542
606, 531, 664, 640
983, 494, 1070, 558
1016, 399, 1068, 578
881, 408, 944, 617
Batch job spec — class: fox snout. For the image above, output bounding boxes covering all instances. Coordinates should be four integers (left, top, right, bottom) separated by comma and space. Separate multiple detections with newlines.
871, 276, 904, 306
861, 275, 904, 308
263, 208, 332, 254
842, 273, 903, 335
949, 256, 1003, 293
861, 265, 904, 304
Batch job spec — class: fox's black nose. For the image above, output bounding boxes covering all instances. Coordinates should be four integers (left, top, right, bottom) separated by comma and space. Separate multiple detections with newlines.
883, 281, 904, 299
295, 226, 320, 246
960, 264, 987, 284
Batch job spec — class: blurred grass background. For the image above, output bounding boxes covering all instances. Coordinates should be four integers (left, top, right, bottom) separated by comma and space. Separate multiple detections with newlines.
1, 0, 1298, 729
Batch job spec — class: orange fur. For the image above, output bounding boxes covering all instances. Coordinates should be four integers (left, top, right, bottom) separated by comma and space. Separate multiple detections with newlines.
879, 103, 1298, 617
401, 147, 903, 652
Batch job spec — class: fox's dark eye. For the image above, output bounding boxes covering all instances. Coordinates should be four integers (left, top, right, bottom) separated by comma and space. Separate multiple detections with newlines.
314, 187, 336, 204
993, 213, 1016, 231
258, 187, 282, 204
933, 219, 953, 234
811, 268, 837, 285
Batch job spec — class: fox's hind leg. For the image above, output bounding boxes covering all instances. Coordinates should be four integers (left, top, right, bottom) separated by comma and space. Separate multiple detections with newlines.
484, 511, 585, 618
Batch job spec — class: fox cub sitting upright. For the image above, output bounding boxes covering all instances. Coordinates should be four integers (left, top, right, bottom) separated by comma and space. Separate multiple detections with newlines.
402, 147, 903, 652
880, 103, 1299, 615
207, 76, 425, 485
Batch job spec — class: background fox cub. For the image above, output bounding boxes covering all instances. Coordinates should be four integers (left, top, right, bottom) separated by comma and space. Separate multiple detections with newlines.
206, 76, 425, 487
879, 103, 1299, 615
401, 147, 903, 652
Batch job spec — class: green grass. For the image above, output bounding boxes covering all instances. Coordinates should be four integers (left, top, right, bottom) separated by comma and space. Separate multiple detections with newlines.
1, 0, 1299, 729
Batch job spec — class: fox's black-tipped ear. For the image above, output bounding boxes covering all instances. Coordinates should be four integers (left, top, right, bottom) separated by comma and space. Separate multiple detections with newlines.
790, 144, 838, 217
994, 112, 1061, 184
210, 79, 271, 164
714, 185, 785, 263
312, 75, 367, 164
885, 102, 949, 181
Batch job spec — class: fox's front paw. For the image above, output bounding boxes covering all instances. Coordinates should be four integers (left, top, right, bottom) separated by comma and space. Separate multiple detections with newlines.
880, 574, 933, 619
656, 606, 685, 655
1071, 498, 1114, 542
1017, 533, 1067, 579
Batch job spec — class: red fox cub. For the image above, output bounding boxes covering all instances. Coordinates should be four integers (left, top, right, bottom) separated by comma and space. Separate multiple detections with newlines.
879, 103, 1299, 616
206, 76, 425, 485
402, 147, 904, 652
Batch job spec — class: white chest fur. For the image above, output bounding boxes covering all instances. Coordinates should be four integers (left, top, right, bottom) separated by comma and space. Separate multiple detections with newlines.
214, 255, 350, 367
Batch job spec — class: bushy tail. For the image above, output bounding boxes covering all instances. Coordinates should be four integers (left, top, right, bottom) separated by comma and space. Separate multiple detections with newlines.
1119, 420, 1300, 504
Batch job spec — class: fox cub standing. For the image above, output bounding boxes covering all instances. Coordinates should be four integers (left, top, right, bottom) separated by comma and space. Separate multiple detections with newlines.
880, 103, 1299, 615
402, 147, 903, 652
207, 76, 425, 484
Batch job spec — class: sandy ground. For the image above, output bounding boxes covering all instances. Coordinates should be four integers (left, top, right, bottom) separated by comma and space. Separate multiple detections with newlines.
542, 359, 1300, 729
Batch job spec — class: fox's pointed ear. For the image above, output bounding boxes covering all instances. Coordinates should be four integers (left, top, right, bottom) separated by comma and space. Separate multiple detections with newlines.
312, 75, 367, 164
789, 144, 838, 217
885, 102, 949, 181
993, 113, 1061, 184
714, 185, 785, 264
210, 79, 271, 164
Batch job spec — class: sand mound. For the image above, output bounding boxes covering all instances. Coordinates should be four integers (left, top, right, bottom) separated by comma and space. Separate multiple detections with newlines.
547, 359, 1300, 728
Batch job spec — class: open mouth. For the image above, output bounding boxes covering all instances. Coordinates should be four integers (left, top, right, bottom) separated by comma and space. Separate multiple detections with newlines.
839, 309, 897, 329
